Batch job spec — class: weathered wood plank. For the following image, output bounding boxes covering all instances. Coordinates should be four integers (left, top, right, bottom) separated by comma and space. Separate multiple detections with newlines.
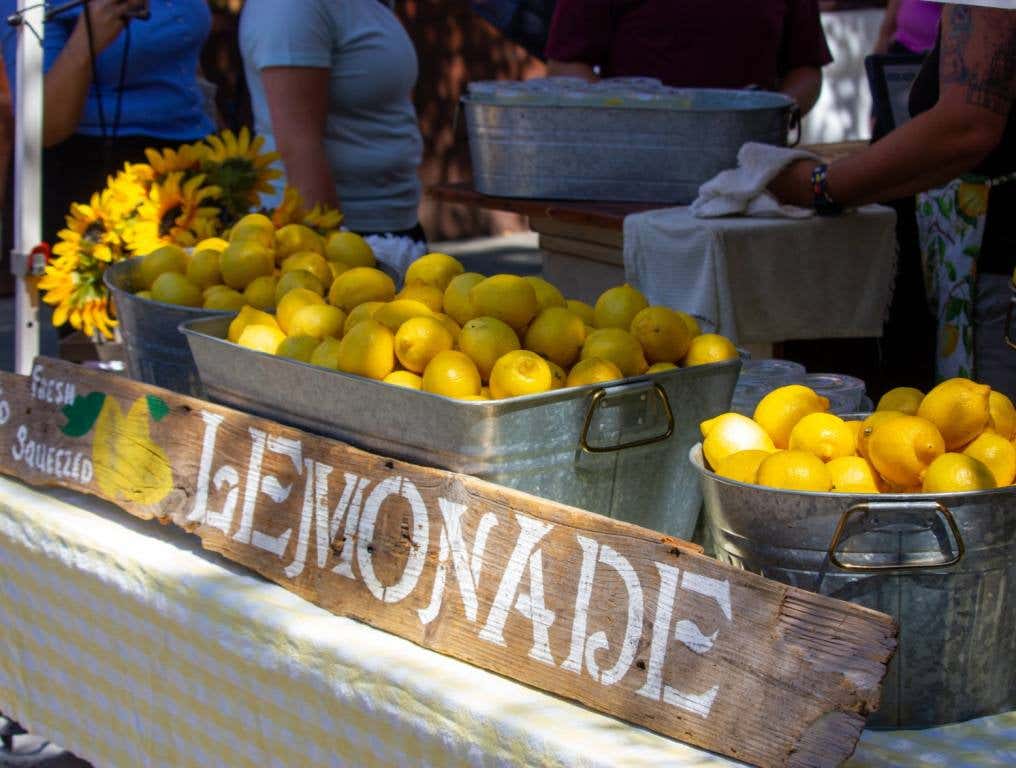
0, 359, 897, 768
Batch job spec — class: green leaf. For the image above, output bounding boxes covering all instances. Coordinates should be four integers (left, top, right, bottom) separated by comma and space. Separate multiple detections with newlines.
962, 245, 981, 259
61, 392, 106, 437
146, 395, 169, 422
945, 298, 964, 321
946, 262, 957, 281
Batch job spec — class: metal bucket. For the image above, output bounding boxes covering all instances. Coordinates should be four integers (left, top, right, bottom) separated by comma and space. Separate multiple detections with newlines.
181, 315, 740, 538
463, 89, 797, 203
691, 443, 1016, 728
104, 258, 234, 397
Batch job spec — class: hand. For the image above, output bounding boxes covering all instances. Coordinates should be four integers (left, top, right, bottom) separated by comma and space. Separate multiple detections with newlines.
72, 0, 129, 55
767, 159, 819, 208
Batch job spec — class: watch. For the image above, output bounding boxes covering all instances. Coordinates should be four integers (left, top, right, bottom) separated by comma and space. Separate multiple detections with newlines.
810, 163, 843, 216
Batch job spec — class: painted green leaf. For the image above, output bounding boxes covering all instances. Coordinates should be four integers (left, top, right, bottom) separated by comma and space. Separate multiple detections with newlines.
962, 245, 980, 259
946, 262, 957, 281
146, 395, 169, 422
61, 392, 106, 437
946, 298, 964, 321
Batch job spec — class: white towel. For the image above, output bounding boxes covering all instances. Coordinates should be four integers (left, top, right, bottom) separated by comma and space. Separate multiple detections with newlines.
690, 142, 820, 219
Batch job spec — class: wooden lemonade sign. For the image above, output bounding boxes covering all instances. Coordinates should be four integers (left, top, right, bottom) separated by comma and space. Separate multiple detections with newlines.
0, 358, 897, 768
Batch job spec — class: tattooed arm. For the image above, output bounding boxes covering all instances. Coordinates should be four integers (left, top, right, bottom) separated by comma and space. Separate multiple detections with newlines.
769, 4, 1015, 207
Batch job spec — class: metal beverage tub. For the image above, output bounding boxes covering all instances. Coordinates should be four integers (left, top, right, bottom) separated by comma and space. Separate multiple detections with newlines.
181, 315, 740, 537
105, 258, 234, 397
691, 443, 1015, 728
463, 88, 797, 203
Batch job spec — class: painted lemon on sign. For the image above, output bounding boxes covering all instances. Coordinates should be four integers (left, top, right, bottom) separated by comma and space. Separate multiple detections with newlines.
63, 392, 173, 505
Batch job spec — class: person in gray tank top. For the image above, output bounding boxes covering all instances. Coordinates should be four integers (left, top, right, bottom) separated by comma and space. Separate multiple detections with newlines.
240, 0, 426, 273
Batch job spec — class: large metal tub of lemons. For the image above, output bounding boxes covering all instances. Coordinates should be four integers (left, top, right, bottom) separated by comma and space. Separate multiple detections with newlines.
691, 381, 1016, 728
181, 256, 742, 538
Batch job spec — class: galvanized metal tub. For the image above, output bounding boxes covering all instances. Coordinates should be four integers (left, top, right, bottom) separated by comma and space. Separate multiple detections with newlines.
691, 443, 1015, 728
181, 315, 740, 537
463, 89, 797, 203
105, 258, 234, 397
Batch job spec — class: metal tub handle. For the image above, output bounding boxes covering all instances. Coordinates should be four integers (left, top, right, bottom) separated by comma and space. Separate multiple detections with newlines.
827, 500, 965, 572
579, 381, 674, 454
787, 104, 802, 147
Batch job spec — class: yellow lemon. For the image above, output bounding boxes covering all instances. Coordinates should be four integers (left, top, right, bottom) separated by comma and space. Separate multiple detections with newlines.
713, 449, 771, 484
647, 362, 677, 373
194, 237, 228, 253
373, 299, 434, 331
276, 334, 320, 363
629, 306, 692, 364
987, 390, 1016, 441
547, 361, 567, 389
328, 261, 350, 281
469, 274, 539, 334
917, 377, 991, 450
433, 313, 461, 342
443, 272, 485, 325
343, 301, 385, 335
203, 287, 246, 311
962, 431, 1016, 487
237, 324, 285, 355
524, 307, 587, 368
422, 350, 482, 398
135, 290, 152, 300
876, 386, 924, 415
275, 223, 323, 259
328, 266, 396, 312
185, 249, 222, 288
310, 337, 343, 369
566, 357, 623, 388
593, 284, 648, 329
788, 412, 857, 462
957, 181, 989, 218
243, 275, 278, 311
753, 384, 830, 449
220, 242, 275, 290
405, 252, 465, 291
458, 317, 521, 381
857, 410, 906, 459
682, 333, 738, 367
827, 456, 884, 493
845, 419, 864, 452
674, 310, 701, 338
337, 319, 395, 380
150, 272, 202, 307
755, 450, 833, 492
384, 370, 423, 389
397, 283, 444, 313
276, 288, 325, 334
325, 231, 375, 267
524, 276, 567, 311
699, 413, 776, 470
566, 299, 596, 326
922, 453, 996, 493
229, 213, 276, 250
867, 415, 945, 488
489, 350, 553, 399
275, 269, 325, 305
138, 245, 188, 289
288, 304, 346, 340
580, 328, 647, 377
228, 305, 280, 343
281, 251, 332, 287
395, 316, 455, 373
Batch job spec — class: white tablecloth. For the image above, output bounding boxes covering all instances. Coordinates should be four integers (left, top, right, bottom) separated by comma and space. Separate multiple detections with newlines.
1, 477, 1012, 767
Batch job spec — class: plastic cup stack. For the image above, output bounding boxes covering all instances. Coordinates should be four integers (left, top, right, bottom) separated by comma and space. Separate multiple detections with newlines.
802, 373, 871, 414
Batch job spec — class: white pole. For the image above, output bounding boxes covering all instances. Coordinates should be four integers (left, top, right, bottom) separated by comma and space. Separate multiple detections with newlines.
12, 1, 44, 374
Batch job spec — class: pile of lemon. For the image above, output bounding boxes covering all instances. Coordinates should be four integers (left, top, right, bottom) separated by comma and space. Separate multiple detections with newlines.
131, 213, 740, 401
701, 379, 1016, 494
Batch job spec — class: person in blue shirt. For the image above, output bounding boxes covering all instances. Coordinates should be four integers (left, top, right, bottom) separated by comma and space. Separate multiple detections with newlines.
1, 0, 215, 242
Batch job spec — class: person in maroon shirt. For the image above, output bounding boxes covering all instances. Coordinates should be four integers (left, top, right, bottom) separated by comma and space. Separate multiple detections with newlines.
545, 0, 833, 115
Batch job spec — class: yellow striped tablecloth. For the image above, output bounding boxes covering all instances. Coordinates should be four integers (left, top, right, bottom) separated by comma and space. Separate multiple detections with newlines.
0, 476, 1012, 767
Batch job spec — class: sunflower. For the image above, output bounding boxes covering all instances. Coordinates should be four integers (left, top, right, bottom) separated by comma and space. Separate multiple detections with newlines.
201, 127, 282, 222
38, 255, 117, 339
103, 164, 152, 223
51, 190, 124, 264
269, 185, 344, 235
302, 203, 344, 235
144, 141, 206, 181
126, 172, 221, 255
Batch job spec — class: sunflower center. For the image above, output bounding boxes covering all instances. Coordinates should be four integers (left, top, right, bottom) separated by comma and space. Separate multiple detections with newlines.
83, 221, 105, 244
159, 204, 184, 237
